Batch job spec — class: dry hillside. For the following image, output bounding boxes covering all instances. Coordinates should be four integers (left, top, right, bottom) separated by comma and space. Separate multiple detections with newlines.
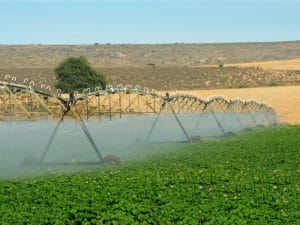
0, 41, 300, 90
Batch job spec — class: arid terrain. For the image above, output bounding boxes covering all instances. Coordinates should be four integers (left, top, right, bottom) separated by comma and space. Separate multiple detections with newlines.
1, 66, 299, 91
1, 41, 300, 90
1, 42, 299, 124
1, 41, 300, 68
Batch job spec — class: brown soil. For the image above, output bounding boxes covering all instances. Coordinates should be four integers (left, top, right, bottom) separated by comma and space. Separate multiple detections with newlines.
1, 66, 299, 91
1, 42, 300, 68
1, 42, 300, 91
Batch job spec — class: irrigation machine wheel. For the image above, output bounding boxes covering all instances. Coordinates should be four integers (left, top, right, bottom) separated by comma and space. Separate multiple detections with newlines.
102, 155, 122, 166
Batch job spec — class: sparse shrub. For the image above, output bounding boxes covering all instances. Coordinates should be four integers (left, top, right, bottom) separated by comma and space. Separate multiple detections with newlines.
147, 63, 156, 67
268, 80, 279, 87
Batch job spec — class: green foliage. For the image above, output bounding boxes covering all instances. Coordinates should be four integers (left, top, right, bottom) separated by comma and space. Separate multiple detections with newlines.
0, 126, 299, 224
54, 56, 107, 93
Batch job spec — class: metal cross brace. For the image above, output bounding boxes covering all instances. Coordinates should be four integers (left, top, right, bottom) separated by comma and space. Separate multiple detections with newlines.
39, 103, 103, 164
146, 97, 190, 143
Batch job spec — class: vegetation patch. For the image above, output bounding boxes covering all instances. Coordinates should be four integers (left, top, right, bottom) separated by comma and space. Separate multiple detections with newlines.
0, 126, 299, 224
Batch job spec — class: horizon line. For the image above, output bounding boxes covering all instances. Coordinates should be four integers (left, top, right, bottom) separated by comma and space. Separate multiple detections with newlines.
1, 40, 300, 46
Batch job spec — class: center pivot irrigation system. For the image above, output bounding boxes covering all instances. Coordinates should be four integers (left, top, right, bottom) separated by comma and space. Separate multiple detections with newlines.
0, 75, 279, 166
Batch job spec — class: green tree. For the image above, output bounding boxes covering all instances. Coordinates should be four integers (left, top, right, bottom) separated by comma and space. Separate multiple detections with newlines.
54, 56, 107, 93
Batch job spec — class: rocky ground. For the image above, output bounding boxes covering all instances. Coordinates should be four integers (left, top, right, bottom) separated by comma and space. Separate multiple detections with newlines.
1, 41, 300, 91
1, 66, 299, 91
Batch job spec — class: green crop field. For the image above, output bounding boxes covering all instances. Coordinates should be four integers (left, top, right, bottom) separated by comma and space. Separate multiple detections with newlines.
0, 126, 299, 224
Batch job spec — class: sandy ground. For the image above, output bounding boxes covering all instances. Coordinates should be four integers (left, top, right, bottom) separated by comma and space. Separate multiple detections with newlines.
225, 58, 300, 70
171, 85, 300, 125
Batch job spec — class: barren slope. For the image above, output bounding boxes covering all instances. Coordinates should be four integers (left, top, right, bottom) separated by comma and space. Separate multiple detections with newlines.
1, 41, 300, 68
1, 42, 300, 91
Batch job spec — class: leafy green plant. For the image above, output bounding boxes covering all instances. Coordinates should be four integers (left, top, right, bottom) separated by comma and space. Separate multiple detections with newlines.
0, 126, 299, 224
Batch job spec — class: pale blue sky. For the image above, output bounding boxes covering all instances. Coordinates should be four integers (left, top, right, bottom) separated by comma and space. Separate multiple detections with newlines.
0, 0, 299, 44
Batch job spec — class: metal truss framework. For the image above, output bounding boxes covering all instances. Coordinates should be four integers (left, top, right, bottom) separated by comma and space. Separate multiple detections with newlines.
0, 79, 278, 124
1, 77, 279, 165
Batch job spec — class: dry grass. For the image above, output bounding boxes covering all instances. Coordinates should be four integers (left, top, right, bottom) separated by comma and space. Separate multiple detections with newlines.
170, 86, 300, 125
226, 58, 300, 70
